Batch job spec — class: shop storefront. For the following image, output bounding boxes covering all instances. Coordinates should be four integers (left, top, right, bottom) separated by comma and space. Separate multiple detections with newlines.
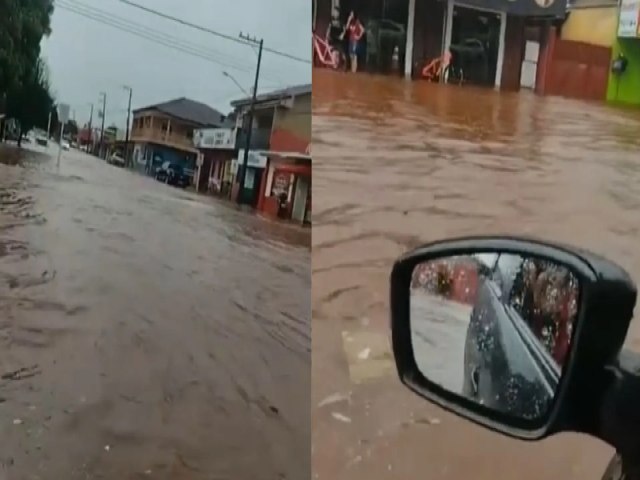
193, 127, 237, 195
258, 154, 312, 225
234, 149, 268, 207
606, 0, 640, 105
328, 0, 411, 74
405, 0, 567, 89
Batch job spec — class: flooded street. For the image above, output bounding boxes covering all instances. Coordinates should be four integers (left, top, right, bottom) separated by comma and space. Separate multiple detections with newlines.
312, 68, 640, 480
0, 144, 310, 479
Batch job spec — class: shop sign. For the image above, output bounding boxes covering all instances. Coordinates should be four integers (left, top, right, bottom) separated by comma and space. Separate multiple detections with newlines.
193, 128, 236, 149
237, 149, 267, 168
618, 0, 640, 38
58, 103, 70, 124
454, 0, 566, 17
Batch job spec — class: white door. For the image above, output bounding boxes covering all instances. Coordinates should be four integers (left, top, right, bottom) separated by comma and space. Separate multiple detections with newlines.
520, 40, 539, 90
292, 177, 309, 223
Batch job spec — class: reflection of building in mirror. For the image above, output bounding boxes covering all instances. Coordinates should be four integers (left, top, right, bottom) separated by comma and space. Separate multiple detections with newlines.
501, 257, 579, 366
410, 255, 484, 306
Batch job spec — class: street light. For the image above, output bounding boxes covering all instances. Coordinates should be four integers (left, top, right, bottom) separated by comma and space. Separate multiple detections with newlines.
222, 71, 250, 97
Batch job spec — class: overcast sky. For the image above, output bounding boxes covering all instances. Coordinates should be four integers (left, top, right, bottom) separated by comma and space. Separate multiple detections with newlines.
40, 0, 311, 129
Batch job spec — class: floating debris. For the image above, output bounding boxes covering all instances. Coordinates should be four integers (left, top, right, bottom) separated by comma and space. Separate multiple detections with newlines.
357, 348, 371, 360
1, 365, 41, 381
331, 412, 352, 423
318, 392, 350, 408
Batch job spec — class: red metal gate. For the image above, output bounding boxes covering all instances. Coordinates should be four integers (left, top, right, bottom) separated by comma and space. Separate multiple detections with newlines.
538, 30, 611, 101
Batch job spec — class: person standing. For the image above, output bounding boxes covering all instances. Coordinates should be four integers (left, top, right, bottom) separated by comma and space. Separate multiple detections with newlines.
346, 11, 365, 73
325, 8, 346, 68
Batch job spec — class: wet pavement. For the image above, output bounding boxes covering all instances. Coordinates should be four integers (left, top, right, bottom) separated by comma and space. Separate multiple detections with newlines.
0, 143, 310, 479
312, 68, 640, 480
410, 293, 471, 393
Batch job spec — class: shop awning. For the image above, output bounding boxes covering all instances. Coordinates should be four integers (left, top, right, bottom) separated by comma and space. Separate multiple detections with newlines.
274, 163, 311, 176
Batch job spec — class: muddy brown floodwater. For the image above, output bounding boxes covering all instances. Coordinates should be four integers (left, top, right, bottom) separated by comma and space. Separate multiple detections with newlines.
312, 68, 640, 480
0, 143, 310, 479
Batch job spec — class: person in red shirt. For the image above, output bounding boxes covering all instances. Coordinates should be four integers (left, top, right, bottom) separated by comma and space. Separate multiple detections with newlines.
345, 11, 365, 73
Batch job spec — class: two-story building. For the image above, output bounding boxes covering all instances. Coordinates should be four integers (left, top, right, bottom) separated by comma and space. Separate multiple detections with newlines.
230, 84, 311, 226
130, 97, 226, 179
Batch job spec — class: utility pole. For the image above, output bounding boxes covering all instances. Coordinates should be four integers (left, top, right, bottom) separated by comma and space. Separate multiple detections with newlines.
99, 92, 107, 159
236, 33, 263, 205
46, 110, 52, 139
87, 103, 94, 152
123, 86, 133, 168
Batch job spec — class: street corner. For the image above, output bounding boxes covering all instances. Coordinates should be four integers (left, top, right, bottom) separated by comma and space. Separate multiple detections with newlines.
341, 328, 395, 385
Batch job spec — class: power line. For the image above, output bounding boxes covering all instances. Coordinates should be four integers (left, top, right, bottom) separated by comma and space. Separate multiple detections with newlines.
60, 0, 255, 73
55, 1, 285, 83
56, 1, 259, 76
118, 0, 311, 65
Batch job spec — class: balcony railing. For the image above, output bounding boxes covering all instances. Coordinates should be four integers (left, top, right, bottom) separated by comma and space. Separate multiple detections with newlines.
130, 127, 196, 151
235, 128, 271, 151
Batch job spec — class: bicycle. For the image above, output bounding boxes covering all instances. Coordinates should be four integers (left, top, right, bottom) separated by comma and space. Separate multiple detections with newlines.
312, 33, 346, 70
421, 50, 464, 85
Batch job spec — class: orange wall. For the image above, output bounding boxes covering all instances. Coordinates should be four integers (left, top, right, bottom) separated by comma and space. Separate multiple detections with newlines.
270, 128, 310, 153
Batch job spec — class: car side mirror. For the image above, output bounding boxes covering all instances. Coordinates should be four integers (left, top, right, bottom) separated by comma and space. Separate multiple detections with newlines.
390, 236, 636, 441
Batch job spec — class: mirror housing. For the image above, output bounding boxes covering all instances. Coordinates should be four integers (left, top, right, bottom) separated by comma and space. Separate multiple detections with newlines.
391, 236, 636, 440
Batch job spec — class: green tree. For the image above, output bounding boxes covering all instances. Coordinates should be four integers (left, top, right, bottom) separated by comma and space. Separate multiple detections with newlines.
65, 119, 79, 137
0, 0, 54, 95
6, 58, 55, 146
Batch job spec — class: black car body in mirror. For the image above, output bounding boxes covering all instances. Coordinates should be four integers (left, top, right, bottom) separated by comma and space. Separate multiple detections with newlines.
391, 236, 637, 443
410, 252, 578, 422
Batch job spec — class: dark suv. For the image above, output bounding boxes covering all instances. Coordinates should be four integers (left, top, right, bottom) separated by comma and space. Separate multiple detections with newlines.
155, 161, 191, 188
462, 253, 561, 420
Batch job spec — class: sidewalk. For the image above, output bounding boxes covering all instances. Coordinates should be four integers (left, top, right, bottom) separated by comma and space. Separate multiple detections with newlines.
188, 184, 312, 235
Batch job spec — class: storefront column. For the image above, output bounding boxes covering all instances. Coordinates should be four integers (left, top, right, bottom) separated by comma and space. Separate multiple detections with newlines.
442, 0, 454, 82
404, 0, 416, 78
495, 11, 507, 88
257, 158, 270, 211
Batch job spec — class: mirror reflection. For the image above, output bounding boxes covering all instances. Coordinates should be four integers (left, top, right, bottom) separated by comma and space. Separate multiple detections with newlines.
409, 253, 580, 420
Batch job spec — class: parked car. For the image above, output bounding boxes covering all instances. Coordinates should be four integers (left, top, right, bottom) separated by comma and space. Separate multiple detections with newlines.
61, 140, 70, 151
155, 161, 191, 188
108, 153, 125, 167
36, 135, 48, 147
462, 253, 561, 420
